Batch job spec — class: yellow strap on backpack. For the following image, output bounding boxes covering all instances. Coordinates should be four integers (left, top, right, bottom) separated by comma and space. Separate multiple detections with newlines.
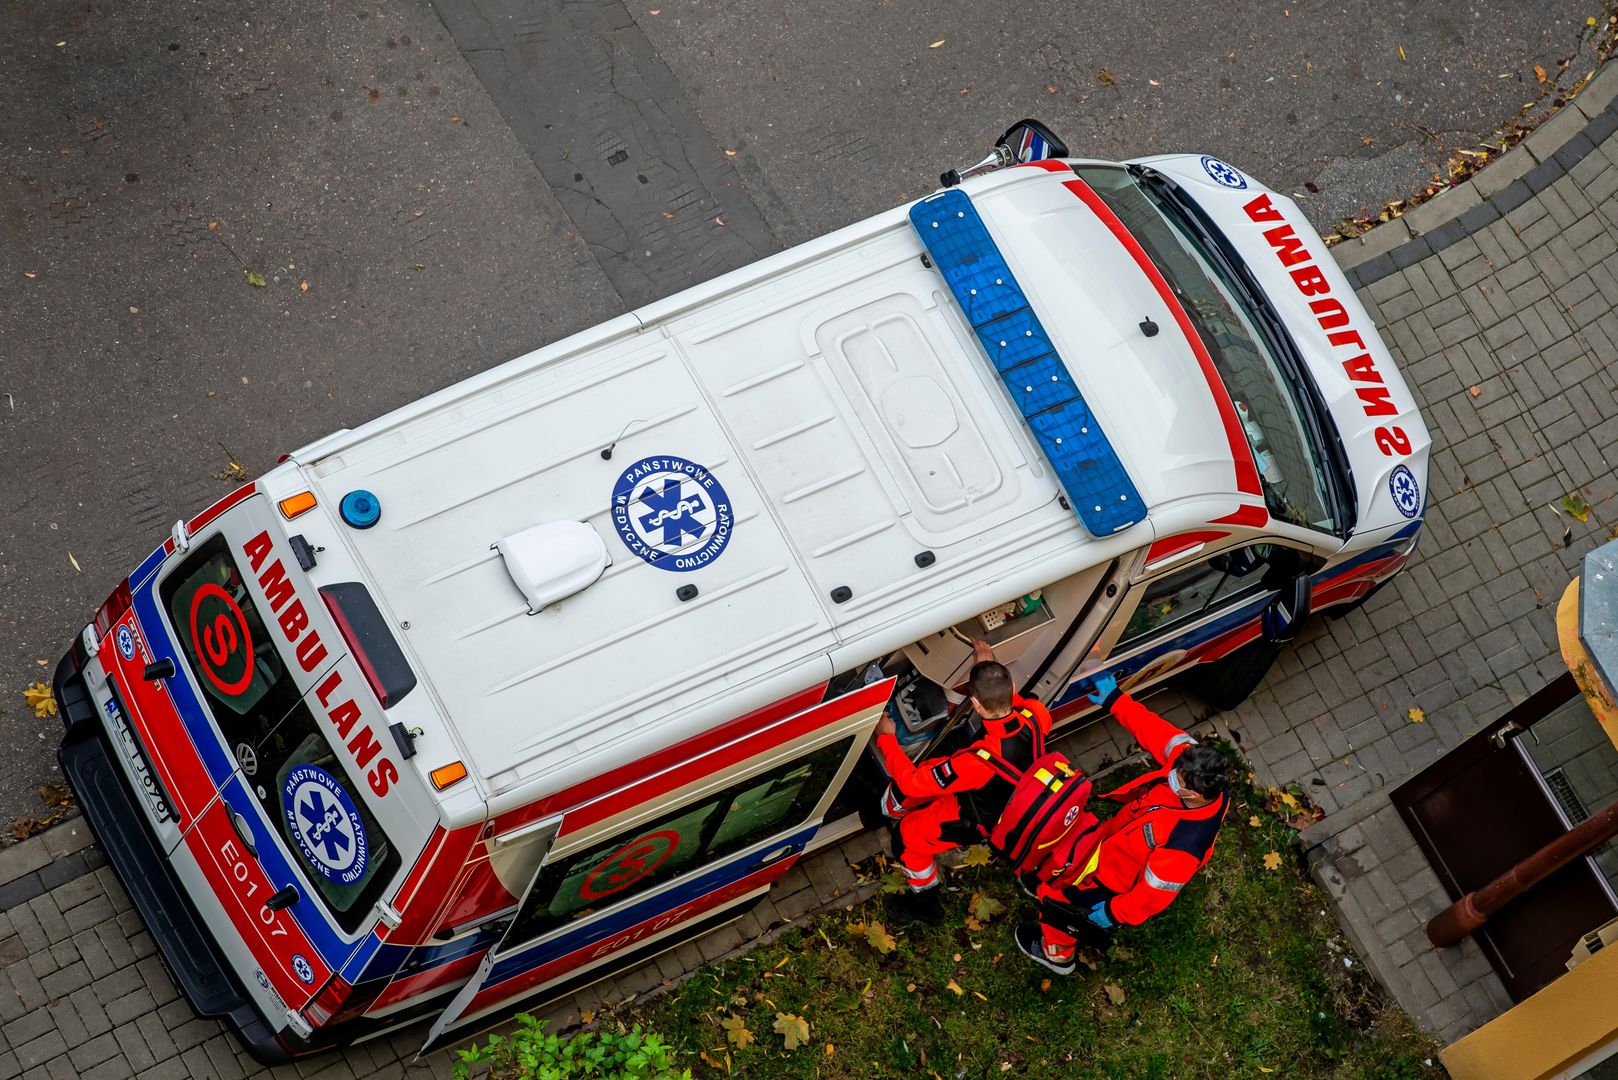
1069, 845, 1102, 887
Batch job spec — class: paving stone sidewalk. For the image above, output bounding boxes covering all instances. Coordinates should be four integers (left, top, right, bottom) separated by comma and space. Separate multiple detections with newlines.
7, 51, 1618, 1080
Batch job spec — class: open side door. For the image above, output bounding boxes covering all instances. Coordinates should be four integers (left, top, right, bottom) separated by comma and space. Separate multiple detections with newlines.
422, 677, 892, 1050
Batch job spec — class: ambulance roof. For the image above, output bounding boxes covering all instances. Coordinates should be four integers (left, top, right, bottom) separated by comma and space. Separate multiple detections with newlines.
295, 164, 1238, 804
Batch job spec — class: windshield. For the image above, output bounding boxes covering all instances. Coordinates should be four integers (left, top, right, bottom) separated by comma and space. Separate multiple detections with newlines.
1074, 165, 1338, 533
161, 534, 399, 931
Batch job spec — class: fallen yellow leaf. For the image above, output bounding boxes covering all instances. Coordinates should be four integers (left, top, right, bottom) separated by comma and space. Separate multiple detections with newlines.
958, 845, 992, 868
864, 920, 897, 955
24, 682, 58, 718
772, 1012, 810, 1050
1263, 851, 1283, 871
721, 1014, 754, 1049
1104, 982, 1125, 1005
1249, 815, 1262, 828
1535, 64, 1548, 84
1279, 791, 1298, 810
1408, 707, 1425, 724
68, 551, 81, 572
945, 979, 964, 996
929, 39, 946, 48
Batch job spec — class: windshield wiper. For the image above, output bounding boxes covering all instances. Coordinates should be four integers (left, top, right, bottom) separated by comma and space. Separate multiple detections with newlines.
1128, 166, 1357, 535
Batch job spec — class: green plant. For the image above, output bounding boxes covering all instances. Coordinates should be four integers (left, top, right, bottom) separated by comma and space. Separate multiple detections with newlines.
453, 1015, 691, 1080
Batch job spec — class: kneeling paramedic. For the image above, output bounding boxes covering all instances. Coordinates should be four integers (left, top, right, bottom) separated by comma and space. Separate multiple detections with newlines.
1015, 671, 1230, 975
873, 643, 1052, 925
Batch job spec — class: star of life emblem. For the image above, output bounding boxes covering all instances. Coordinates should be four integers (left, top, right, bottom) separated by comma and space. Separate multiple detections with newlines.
1200, 156, 1248, 189
611, 455, 734, 572
281, 765, 369, 886
1389, 464, 1421, 519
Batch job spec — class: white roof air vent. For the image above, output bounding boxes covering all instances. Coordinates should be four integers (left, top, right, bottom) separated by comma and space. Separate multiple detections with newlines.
495, 521, 611, 614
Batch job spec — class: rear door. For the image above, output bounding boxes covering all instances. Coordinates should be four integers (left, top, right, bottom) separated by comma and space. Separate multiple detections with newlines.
424, 677, 891, 1046
146, 502, 435, 1014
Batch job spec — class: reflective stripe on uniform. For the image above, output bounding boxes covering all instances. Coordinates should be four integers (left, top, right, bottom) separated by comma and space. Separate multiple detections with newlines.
1143, 865, 1186, 893
1164, 732, 1197, 755
903, 862, 939, 888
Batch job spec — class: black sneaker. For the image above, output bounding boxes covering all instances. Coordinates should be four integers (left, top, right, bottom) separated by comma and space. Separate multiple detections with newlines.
1014, 923, 1076, 975
883, 886, 944, 926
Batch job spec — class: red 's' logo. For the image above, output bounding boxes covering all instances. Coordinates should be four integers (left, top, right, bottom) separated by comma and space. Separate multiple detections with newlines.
189, 584, 254, 697
580, 831, 680, 901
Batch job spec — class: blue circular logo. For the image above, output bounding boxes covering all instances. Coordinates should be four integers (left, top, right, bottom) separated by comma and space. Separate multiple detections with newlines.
611, 456, 734, 573
291, 955, 315, 985
116, 624, 136, 661
1200, 156, 1247, 190
1389, 464, 1421, 519
282, 765, 368, 886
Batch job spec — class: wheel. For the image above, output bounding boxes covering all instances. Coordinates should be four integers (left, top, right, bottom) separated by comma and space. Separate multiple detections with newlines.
1172, 639, 1281, 711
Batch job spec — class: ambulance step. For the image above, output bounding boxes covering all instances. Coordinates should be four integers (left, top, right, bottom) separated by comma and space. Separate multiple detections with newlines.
909, 187, 1143, 536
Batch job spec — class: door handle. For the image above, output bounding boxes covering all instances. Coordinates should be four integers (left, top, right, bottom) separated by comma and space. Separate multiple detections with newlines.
230, 811, 258, 858
757, 844, 799, 868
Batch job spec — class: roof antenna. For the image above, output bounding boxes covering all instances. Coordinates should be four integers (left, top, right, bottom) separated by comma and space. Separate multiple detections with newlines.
600, 418, 648, 461
1139, 317, 1159, 338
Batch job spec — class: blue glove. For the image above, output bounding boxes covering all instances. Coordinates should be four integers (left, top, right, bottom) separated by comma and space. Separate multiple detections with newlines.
1085, 672, 1119, 706
1086, 900, 1114, 930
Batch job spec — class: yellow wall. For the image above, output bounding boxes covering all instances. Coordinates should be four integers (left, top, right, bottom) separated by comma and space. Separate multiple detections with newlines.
1558, 578, 1618, 750
1442, 938, 1618, 1079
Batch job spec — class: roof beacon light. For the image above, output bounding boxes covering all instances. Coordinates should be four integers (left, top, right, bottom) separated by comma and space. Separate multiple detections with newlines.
279, 491, 318, 519
340, 489, 382, 529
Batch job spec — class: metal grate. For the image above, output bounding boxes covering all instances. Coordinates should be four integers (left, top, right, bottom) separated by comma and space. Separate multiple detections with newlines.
909, 188, 1144, 537
1546, 766, 1591, 824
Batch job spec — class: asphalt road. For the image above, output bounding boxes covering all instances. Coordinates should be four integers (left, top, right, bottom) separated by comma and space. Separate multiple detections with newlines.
0, 0, 1603, 826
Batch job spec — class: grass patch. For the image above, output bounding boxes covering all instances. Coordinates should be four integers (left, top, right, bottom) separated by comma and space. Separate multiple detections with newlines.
617, 754, 1441, 1079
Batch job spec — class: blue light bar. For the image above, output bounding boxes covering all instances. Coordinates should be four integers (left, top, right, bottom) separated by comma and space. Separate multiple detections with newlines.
910, 188, 1143, 536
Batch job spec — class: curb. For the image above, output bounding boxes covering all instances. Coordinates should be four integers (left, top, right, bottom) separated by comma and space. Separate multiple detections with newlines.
1332, 57, 1618, 287
0, 818, 101, 911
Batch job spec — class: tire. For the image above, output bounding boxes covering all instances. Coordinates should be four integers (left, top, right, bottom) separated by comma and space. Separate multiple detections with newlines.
1172, 638, 1281, 711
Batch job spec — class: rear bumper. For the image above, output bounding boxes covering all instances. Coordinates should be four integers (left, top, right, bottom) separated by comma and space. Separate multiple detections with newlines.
53, 649, 299, 1065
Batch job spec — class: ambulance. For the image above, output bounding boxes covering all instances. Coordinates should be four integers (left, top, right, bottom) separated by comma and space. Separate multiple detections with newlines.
53, 120, 1429, 1060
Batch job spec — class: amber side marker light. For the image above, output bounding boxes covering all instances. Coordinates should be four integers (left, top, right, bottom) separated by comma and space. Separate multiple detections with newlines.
431, 762, 468, 790
279, 491, 318, 519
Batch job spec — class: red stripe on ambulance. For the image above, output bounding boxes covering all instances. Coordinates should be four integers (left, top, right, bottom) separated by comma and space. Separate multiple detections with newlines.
1241, 193, 1413, 457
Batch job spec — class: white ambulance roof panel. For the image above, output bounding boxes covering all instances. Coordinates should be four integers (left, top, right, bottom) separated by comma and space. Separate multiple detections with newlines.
299, 164, 1245, 801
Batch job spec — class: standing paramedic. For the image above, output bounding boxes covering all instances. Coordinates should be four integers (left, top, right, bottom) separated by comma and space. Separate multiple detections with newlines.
872, 639, 1052, 925
1015, 671, 1231, 975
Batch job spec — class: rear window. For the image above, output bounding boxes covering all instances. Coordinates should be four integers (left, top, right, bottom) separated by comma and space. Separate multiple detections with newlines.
162, 534, 400, 932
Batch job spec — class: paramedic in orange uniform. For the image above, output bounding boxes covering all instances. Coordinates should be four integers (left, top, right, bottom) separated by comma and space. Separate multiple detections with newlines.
873, 640, 1052, 925
1015, 671, 1230, 975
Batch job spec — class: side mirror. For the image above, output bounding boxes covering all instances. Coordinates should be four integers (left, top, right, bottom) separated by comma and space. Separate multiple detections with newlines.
941, 119, 1070, 188
1261, 574, 1313, 643
996, 118, 1070, 162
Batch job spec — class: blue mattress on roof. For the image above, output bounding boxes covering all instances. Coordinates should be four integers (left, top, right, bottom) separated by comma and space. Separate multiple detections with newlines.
909, 187, 1144, 536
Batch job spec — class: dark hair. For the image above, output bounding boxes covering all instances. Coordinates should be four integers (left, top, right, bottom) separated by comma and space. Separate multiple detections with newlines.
1176, 745, 1231, 798
968, 661, 1014, 716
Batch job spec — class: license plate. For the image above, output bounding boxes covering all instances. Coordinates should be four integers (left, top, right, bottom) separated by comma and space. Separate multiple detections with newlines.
105, 686, 174, 825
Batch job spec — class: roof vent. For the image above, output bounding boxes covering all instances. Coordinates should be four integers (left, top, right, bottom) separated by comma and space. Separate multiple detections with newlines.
495, 521, 611, 614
